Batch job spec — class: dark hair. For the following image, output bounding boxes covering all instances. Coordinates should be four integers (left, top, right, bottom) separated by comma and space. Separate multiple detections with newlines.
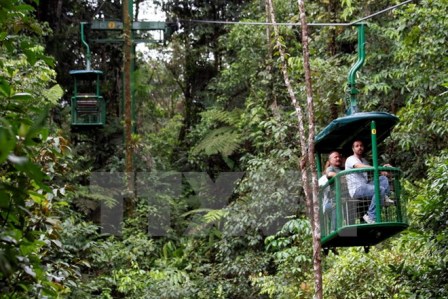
352, 139, 364, 148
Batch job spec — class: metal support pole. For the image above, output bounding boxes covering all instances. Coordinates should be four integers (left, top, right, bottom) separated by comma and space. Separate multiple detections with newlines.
371, 121, 381, 222
346, 23, 366, 115
80, 22, 91, 70
335, 176, 342, 229
315, 153, 322, 178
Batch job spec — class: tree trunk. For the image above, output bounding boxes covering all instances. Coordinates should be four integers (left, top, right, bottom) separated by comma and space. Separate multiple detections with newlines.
123, 0, 134, 204
266, 0, 323, 297
297, 1, 323, 298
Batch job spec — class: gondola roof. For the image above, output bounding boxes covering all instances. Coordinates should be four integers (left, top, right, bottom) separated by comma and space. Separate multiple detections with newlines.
69, 69, 103, 79
315, 112, 398, 154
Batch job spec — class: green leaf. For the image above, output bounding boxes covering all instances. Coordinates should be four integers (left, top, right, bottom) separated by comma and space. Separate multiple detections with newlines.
0, 189, 10, 208
192, 126, 242, 157
0, 120, 16, 163
18, 123, 30, 137
13, 160, 46, 185
24, 107, 49, 145
42, 84, 64, 105
15, 4, 34, 13
0, 78, 11, 97
79, 260, 91, 268
11, 92, 33, 100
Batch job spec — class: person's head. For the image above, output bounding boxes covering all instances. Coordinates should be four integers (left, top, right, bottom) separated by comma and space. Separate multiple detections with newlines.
328, 151, 342, 168
352, 140, 364, 157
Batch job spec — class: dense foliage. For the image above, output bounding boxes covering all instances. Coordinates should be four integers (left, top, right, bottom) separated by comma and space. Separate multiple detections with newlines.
0, 0, 70, 297
1, 0, 447, 298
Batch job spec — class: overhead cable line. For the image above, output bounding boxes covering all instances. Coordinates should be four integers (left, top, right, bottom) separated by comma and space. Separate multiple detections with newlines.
178, 0, 415, 27
349, 0, 415, 25
180, 19, 351, 27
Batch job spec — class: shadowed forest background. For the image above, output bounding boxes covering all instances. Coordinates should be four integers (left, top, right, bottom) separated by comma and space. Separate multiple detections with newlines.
1, 0, 447, 298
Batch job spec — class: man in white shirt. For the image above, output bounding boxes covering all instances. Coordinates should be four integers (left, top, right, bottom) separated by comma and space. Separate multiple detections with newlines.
345, 140, 393, 224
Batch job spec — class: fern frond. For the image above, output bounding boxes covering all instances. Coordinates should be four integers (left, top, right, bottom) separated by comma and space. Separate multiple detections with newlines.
203, 209, 228, 224
181, 208, 214, 218
192, 126, 242, 157
182, 208, 228, 224
200, 108, 241, 126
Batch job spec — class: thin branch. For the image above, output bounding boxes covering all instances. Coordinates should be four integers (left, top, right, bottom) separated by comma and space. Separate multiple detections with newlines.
297, 1, 323, 297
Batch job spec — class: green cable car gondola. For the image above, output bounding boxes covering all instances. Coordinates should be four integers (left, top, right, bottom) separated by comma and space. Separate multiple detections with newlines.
315, 24, 408, 251
315, 112, 408, 249
70, 69, 106, 126
70, 22, 106, 127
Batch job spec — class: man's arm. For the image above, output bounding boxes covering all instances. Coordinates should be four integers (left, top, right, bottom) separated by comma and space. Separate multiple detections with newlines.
353, 162, 370, 168
347, 156, 370, 169
326, 166, 338, 178
355, 157, 371, 168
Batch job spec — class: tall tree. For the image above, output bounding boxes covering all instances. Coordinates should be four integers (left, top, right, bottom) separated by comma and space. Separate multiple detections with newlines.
160, 0, 248, 166
266, 0, 322, 297
123, 1, 132, 175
